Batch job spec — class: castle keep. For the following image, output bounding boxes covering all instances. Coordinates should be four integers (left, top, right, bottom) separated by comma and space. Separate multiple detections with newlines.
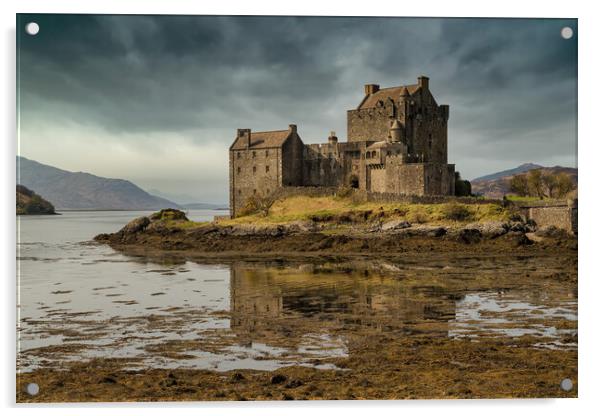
229, 76, 456, 217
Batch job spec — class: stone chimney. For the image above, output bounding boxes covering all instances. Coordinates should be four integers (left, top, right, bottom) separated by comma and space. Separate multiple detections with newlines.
328, 131, 338, 144
237, 128, 251, 148
364, 84, 380, 95
417, 75, 429, 90
288, 124, 297, 134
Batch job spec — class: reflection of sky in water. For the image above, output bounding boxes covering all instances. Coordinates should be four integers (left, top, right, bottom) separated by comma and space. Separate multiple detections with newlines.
17, 211, 577, 373
449, 292, 577, 349
17, 211, 350, 373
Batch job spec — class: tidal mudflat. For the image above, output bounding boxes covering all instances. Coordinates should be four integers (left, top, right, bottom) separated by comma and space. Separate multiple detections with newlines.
17, 212, 577, 401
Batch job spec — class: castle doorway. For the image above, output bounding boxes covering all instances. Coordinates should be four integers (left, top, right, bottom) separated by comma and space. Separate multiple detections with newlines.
350, 175, 359, 189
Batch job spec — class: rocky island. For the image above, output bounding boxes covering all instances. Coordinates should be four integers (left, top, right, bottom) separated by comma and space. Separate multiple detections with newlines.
94, 191, 576, 260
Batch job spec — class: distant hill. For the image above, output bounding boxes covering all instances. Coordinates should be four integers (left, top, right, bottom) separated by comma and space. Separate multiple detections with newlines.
147, 188, 227, 209
472, 163, 543, 183
17, 156, 180, 210
181, 202, 229, 210
16, 185, 56, 215
471, 163, 578, 199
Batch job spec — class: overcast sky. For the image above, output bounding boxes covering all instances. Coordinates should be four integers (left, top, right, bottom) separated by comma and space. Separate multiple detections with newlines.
17, 15, 577, 204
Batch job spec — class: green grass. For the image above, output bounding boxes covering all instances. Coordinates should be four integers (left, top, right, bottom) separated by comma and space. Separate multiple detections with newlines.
217, 195, 514, 226
505, 195, 545, 202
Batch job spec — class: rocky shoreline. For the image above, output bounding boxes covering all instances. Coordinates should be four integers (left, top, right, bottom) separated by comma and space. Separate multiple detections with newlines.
94, 209, 576, 257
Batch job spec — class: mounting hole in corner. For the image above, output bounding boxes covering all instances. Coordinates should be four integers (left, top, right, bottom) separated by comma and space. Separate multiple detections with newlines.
26, 382, 39, 396
560, 378, 573, 391
25, 22, 40, 36
561, 27, 573, 40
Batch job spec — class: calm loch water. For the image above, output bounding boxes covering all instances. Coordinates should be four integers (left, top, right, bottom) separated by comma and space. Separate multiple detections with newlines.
17, 211, 577, 373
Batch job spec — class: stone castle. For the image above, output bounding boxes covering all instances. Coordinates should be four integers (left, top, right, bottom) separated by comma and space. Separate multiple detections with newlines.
229, 76, 456, 217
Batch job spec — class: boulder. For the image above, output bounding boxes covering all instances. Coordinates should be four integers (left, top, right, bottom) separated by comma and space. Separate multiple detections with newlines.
458, 228, 482, 244
381, 219, 411, 232
119, 216, 150, 235
404, 225, 447, 237
465, 221, 509, 238
535, 225, 569, 239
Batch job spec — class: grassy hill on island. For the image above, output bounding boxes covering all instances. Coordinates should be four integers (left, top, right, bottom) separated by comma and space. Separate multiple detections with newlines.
17, 185, 56, 215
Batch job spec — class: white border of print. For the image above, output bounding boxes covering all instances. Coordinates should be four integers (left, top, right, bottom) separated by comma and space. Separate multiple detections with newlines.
1, 1, 598, 415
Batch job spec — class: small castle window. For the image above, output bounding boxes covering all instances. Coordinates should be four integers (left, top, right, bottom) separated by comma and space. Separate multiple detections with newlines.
253, 166, 256, 174
237, 167, 241, 174
237, 152, 241, 159
365, 152, 370, 158
238, 189, 241, 195
252, 151, 256, 158
265, 165, 270, 173
372, 151, 377, 158
265, 150, 269, 157
253, 189, 257, 195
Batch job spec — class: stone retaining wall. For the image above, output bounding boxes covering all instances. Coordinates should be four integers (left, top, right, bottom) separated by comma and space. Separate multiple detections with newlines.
516, 199, 578, 235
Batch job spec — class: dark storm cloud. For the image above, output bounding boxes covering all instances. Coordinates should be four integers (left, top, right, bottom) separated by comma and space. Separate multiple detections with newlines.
18, 14, 577, 180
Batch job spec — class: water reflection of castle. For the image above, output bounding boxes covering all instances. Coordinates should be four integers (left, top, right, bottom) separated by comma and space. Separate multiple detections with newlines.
229, 264, 457, 333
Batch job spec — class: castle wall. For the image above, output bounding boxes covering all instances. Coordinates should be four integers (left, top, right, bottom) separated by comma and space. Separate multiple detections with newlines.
281, 134, 305, 186
302, 143, 342, 187
347, 107, 392, 142
367, 165, 387, 193
302, 141, 369, 189
409, 105, 449, 164
422, 163, 455, 196
230, 147, 283, 216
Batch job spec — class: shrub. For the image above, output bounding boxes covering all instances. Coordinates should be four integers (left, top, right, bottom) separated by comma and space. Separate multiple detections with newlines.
454, 172, 472, 197
238, 195, 276, 217
335, 186, 354, 199
406, 206, 429, 224
441, 203, 472, 221
150, 209, 189, 221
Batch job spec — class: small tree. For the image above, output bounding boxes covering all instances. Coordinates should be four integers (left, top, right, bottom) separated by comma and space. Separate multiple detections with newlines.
554, 173, 574, 198
509, 169, 575, 199
527, 169, 545, 198
509, 174, 529, 196
239, 194, 277, 217
454, 172, 472, 197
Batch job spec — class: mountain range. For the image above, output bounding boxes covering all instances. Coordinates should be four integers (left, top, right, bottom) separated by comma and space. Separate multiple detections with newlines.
471, 163, 578, 199
17, 156, 180, 211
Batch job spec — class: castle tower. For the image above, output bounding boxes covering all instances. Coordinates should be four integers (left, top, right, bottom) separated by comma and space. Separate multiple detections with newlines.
389, 119, 403, 143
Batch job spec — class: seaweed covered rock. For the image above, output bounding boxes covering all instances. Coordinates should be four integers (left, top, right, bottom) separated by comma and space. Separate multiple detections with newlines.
119, 216, 150, 235
149, 209, 189, 222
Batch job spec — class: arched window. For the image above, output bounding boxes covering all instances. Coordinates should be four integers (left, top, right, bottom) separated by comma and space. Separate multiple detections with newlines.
253, 166, 256, 174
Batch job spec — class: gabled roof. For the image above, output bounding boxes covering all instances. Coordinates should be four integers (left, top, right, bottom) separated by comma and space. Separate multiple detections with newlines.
230, 130, 291, 150
358, 84, 420, 109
